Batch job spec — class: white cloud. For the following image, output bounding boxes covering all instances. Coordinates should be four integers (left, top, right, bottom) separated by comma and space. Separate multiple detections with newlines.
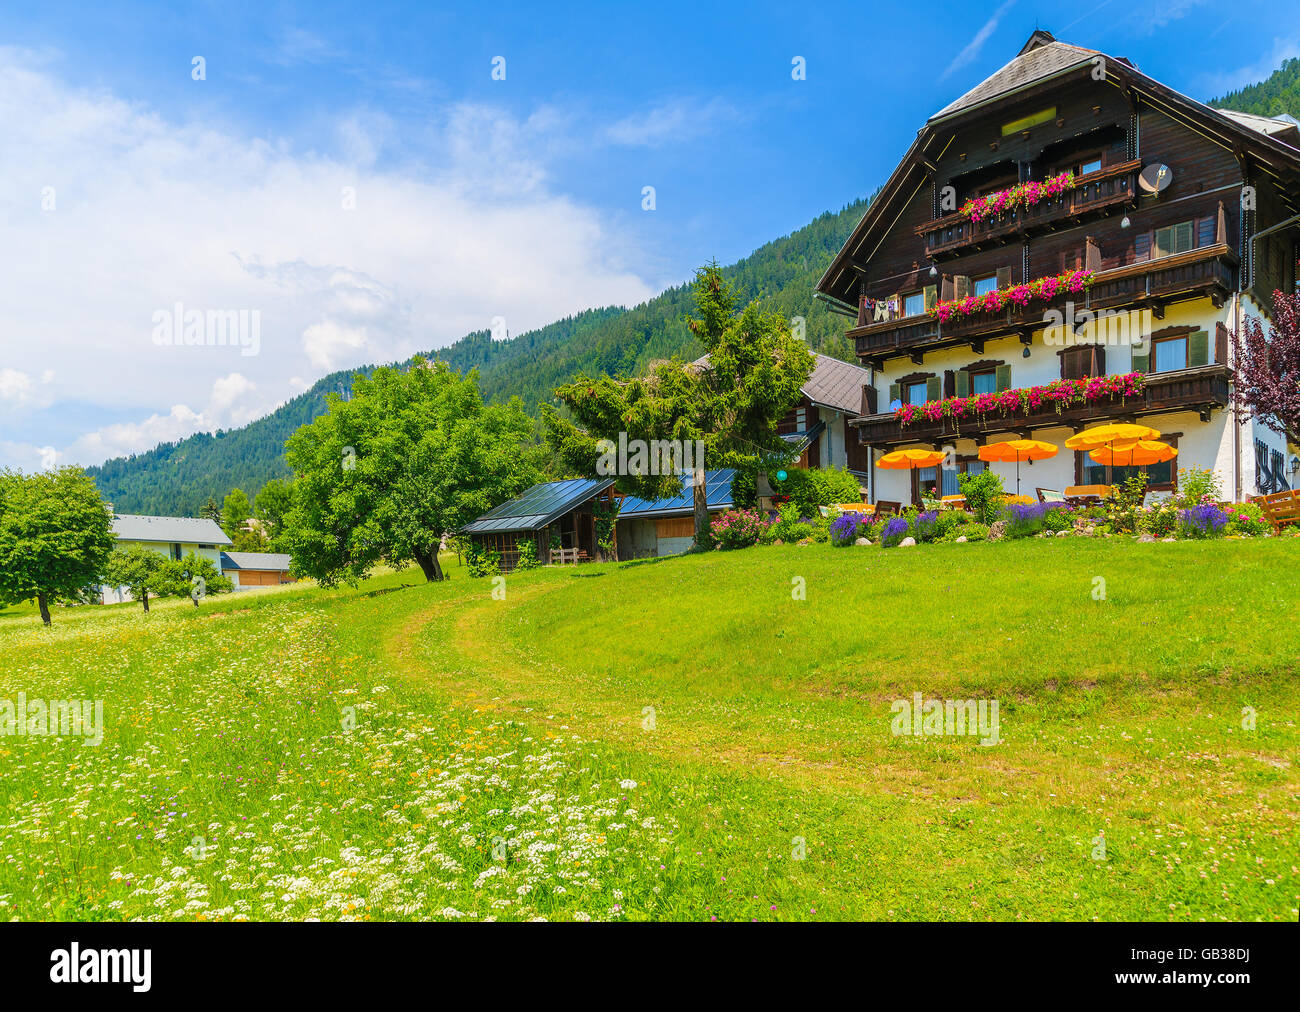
0, 47, 656, 471
940, 1, 1017, 82
606, 98, 741, 148
0, 367, 53, 411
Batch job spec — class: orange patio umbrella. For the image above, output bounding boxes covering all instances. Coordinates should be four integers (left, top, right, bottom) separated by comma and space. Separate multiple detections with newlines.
1088, 440, 1178, 467
977, 439, 1059, 496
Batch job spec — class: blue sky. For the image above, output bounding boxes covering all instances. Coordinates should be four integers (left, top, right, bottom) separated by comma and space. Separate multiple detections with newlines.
0, 0, 1293, 472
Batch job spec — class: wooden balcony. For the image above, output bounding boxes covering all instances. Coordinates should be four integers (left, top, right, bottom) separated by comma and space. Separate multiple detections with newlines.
917, 160, 1141, 257
852, 244, 1237, 367
851, 365, 1232, 448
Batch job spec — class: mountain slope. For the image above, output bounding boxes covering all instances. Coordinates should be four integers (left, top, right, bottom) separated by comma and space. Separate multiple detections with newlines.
1208, 58, 1300, 119
87, 198, 870, 515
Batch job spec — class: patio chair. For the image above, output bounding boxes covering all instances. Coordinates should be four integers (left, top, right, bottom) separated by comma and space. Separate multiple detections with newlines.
1036, 488, 1067, 503
874, 500, 902, 517
1251, 490, 1300, 534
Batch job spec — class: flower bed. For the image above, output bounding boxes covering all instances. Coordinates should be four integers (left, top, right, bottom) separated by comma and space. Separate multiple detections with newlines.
934, 269, 1094, 324
960, 171, 1076, 223
895, 372, 1146, 429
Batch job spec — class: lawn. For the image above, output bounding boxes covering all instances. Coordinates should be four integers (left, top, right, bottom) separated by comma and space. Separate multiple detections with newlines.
1, 539, 1296, 921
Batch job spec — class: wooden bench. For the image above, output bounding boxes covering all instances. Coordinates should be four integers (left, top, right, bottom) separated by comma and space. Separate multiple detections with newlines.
1250, 489, 1300, 534
550, 547, 584, 565
873, 500, 902, 517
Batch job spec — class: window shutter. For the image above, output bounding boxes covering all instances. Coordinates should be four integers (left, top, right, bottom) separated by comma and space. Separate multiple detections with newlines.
943, 370, 956, 398
925, 376, 942, 402
940, 275, 954, 301
888, 382, 901, 406
1188, 329, 1210, 367
1134, 231, 1152, 262
955, 369, 970, 398
1197, 215, 1215, 248
924, 285, 937, 312
1131, 345, 1150, 373
995, 364, 1012, 391
1092, 345, 1106, 376
996, 266, 1013, 290
1061, 348, 1081, 380
954, 275, 971, 299
1215, 322, 1228, 366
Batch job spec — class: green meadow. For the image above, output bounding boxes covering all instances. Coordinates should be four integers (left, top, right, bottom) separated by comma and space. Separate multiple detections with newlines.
1, 538, 1297, 921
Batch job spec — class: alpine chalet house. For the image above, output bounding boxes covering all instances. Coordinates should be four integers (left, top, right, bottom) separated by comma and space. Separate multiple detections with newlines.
815, 31, 1300, 504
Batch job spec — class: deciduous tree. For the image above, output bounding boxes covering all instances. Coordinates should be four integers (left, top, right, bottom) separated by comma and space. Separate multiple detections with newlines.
1231, 289, 1300, 446
281, 359, 544, 585
0, 467, 116, 625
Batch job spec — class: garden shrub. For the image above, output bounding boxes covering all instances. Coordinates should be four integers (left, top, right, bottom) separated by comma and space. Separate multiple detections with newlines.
880, 516, 911, 548
1175, 466, 1223, 509
769, 466, 862, 517
958, 469, 1005, 525
770, 502, 816, 543
912, 510, 940, 543
1041, 504, 1075, 533
1224, 501, 1270, 536
515, 539, 540, 570
939, 520, 989, 543
465, 543, 500, 578
1178, 503, 1230, 538
829, 511, 870, 546
711, 509, 767, 549
1104, 473, 1149, 534
932, 510, 969, 539
1137, 499, 1179, 539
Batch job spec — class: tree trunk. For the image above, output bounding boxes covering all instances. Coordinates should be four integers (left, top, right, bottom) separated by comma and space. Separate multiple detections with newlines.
693, 467, 709, 546
142, 589, 149, 613
37, 592, 51, 626
416, 550, 445, 582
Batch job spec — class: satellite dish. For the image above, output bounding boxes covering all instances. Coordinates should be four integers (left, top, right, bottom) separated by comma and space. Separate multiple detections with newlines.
1138, 163, 1173, 194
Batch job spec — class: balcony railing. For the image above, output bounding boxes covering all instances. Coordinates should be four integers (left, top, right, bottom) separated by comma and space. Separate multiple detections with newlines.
917, 160, 1141, 257
851, 244, 1237, 365
851, 365, 1232, 447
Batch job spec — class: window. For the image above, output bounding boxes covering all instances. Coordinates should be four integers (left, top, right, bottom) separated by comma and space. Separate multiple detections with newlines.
1075, 156, 1102, 176
916, 458, 985, 501
969, 368, 998, 395
972, 274, 998, 297
170, 543, 182, 561
906, 381, 929, 406
1081, 435, 1179, 491
903, 291, 927, 317
1153, 220, 1195, 258
1152, 334, 1188, 372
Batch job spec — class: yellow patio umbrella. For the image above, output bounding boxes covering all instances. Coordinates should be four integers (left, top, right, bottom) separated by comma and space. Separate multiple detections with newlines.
1064, 422, 1161, 451
1088, 440, 1178, 467
876, 448, 947, 469
977, 439, 1059, 496
876, 448, 948, 506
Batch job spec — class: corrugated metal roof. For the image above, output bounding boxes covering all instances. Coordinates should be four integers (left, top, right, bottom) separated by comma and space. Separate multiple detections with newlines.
618, 469, 736, 519
112, 514, 233, 546
460, 477, 614, 534
221, 551, 292, 570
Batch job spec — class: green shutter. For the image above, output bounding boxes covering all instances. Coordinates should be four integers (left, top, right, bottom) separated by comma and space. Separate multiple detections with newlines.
954, 275, 971, 299
1188, 329, 1209, 367
925, 376, 942, 401
924, 285, 937, 312
888, 382, 901, 406
955, 369, 970, 397
995, 364, 1012, 392
1131, 345, 1150, 373
1173, 220, 1194, 254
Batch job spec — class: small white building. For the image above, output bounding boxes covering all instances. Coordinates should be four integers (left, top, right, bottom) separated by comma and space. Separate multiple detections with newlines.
220, 551, 294, 589
101, 514, 232, 604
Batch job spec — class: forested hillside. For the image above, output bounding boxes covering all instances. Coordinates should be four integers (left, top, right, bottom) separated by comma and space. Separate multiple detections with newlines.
87, 198, 870, 515
1208, 58, 1300, 119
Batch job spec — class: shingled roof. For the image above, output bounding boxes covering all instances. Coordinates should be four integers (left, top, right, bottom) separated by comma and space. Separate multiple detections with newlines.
930, 35, 1098, 121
